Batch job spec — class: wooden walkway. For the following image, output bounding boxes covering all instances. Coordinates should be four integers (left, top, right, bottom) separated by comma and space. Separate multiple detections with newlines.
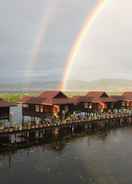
0, 111, 131, 149
0, 111, 132, 135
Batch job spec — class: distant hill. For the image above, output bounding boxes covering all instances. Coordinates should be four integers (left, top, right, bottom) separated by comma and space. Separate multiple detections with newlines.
0, 79, 132, 92
0, 81, 59, 92
66, 79, 132, 92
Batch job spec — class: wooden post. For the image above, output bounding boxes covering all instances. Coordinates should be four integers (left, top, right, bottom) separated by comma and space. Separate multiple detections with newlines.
22, 115, 24, 125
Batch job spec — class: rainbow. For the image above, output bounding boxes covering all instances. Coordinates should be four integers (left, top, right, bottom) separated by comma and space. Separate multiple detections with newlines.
60, 0, 106, 90
26, 0, 60, 83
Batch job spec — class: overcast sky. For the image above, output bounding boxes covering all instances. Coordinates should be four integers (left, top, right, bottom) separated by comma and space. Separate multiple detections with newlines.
0, 0, 132, 85
69, 0, 132, 82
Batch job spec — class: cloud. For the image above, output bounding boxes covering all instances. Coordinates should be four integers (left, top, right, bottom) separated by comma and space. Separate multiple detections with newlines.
69, 0, 132, 81
0, 0, 97, 83
1, 0, 132, 84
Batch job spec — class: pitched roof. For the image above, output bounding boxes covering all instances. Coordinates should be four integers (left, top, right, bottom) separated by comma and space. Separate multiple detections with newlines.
122, 92, 132, 101
19, 96, 32, 103
122, 92, 132, 97
111, 95, 124, 101
19, 95, 72, 105
111, 93, 132, 101
52, 98, 73, 105
0, 99, 14, 107
86, 91, 109, 98
71, 96, 93, 104
26, 97, 45, 105
39, 91, 67, 99
19, 96, 48, 105
92, 97, 117, 103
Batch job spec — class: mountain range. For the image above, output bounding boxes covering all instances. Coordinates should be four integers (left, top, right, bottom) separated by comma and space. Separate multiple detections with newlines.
0, 79, 132, 92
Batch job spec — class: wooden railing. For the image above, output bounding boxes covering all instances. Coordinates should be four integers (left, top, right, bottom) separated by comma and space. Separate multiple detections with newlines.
0, 110, 132, 134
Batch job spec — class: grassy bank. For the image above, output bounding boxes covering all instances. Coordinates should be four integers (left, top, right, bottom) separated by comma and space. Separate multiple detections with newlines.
0, 92, 38, 103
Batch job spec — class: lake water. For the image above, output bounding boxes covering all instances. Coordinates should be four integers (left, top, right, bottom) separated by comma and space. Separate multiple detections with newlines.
0, 127, 132, 184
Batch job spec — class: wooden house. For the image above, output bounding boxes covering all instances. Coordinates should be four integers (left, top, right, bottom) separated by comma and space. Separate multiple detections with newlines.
86, 91, 109, 98
71, 96, 95, 113
0, 98, 14, 121
20, 91, 74, 121
86, 91, 117, 112
110, 95, 124, 110
71, 91, 118, 113
122, 92, 132, 109
20, 90, 132, 122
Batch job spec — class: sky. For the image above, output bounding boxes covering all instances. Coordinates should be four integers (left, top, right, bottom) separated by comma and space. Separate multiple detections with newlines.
69, 0, 132, 82
0, 0, 132, 86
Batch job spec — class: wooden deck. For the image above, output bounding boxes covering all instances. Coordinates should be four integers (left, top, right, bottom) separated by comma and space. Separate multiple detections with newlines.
0, 111, 132, 135
0, 111, 131, 152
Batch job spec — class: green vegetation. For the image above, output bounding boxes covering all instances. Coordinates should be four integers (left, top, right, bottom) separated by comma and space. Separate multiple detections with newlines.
0, 91, 121, 103
0, 92, 38, 103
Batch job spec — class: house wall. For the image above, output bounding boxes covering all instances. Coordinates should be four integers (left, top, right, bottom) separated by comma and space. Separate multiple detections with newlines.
22, 103, 76, 119
21, 98, 132, 120
22, 104, 53, 118
0, 107, 10, 120
72, 102, 97, 113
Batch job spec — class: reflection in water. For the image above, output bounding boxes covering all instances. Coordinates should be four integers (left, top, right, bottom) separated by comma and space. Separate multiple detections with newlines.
0, 128, 132, 184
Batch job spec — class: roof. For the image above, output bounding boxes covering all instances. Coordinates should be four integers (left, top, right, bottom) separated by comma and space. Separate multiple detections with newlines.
86, 91, 109, 98
52, 98, 73, 105
19, 96, 48, 105
92, 97, 117, 103
71, 96, 93, 104
111, 95, 124, 101
0, 99, 14, 107
122, 92, 132, 101
20, 91, 130, 106
20, 95, 72, 105
19, 96, 32, 104
26, 97, 46, 105
39, 91, 67, 99
122, 92, 132, 97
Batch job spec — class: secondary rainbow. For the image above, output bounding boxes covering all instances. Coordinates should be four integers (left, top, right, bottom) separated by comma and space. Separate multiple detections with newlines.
60, 0, 106, 90
25, 0, 60, 83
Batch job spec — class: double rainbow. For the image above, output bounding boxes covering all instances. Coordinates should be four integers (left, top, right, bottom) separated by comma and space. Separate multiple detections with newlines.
28, 0, 106, 90
26, 0, 60, 82
60, 0, 106, 90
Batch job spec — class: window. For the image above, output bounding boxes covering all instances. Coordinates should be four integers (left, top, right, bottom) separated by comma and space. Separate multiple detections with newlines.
40, 106, 43, 112
89, 104, 92, 109
35, 105, 40, 112
23, 104, 29, 108
122, 102, 125, 107
84, 103, 88, 109
65, 105, 69, 112
127, 102, 129, 107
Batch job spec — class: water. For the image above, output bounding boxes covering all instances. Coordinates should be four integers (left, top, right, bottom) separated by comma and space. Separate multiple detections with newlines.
0, 127, 132, 184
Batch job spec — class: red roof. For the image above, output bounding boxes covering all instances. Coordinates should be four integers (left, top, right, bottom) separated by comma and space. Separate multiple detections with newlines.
20, 95, 72, 106
71, 96, 93, 104
0, 99, 14, 107
52, 98, 73, 105
86, 91, 109, 98
19, 96, 48, 105
122, 92, 132, 97
27, 97, 46, 104
20, 91, 126, 106
122, 92, 132, 101
111, 95, 124, 101
39, 91, 67, 99
92, 97, 117, 103
19, 96, 32, 103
